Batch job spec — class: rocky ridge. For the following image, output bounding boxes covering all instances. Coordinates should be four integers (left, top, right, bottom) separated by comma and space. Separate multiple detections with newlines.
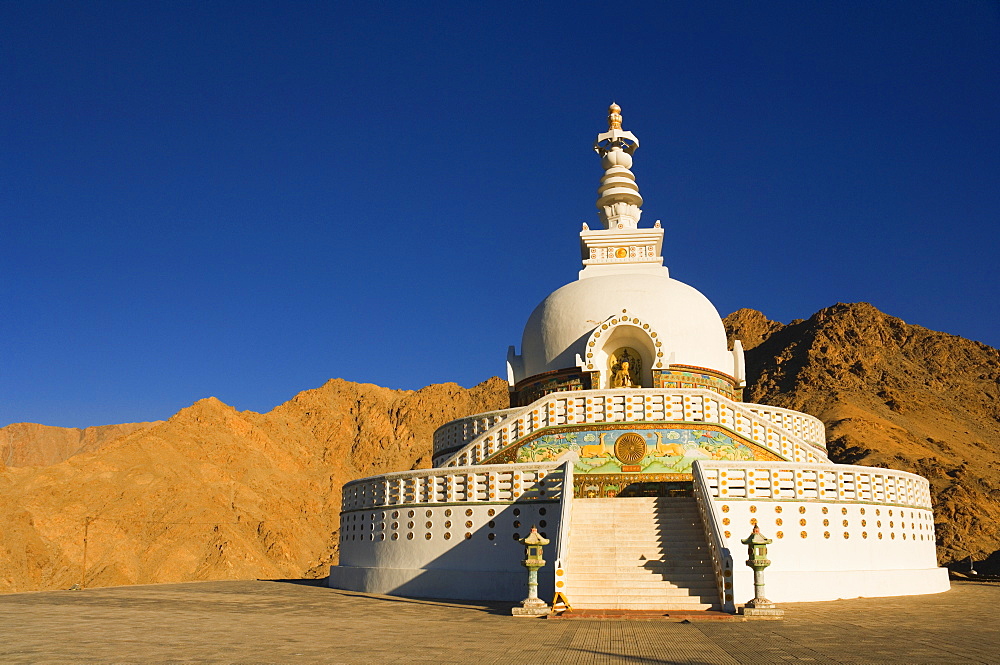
0, 378, 507, 592
2, 302, 998, 592
724, 303, 1000, 567
1, 421, 161, 467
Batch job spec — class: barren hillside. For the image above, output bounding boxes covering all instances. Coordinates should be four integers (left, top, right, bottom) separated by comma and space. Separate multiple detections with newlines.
0, 378, 507, 592
2, 302, 998, 593
725, 303, 1000, 567
0, 422, 161, 467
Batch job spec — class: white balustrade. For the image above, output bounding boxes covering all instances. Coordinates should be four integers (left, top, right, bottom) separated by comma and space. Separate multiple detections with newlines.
341, 461, 565, 511
692, 463, 735, 612
432, 408, 520, 460
696, 461, 932, 509
744, 405, 826, 449
439, 388, 829, 469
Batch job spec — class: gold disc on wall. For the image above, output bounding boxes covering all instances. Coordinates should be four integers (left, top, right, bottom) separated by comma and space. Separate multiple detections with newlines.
614, 432, 646, 464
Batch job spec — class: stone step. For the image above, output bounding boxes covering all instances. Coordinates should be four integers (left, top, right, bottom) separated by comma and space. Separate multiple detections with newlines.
563, 576, 715, 587
567, 547, 709, 557
566, 571, 715, 579
567, 588, 718, 600
568, 547, 708, 555
571, 601, 719, 611
563, 564, 714, 575
564, 561, 713, 569
562, 581, 718, 594
579, 503, 698, 508
570, 525, 703, 533
566, 580, 717, 598
563, 582, 719, 595
566, 546, 712, 566
572, 519, 701, 524
568, 534, 704, 542
563, 569, 715, 580
573, 508, 698, 511
568, 595, 718, 606
570, 535, 710, 544
572, 513, 700, 518
570, 530, 707, 539
571, 508, 685, 513
570, 532, 703, 537
574, 510, 700, 516
563, 564, 715, 574
566, 498, 718, 611
566, 555, 713, 563
574, 498, 697, 504
570, 536, 706, 542
565, 595, 719, 605
569, 545, 709, 554
567, 592, 717, 601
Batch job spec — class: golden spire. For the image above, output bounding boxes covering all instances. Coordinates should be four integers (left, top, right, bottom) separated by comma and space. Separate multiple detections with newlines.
607, 103, 622, 130
594, 103, 641, 229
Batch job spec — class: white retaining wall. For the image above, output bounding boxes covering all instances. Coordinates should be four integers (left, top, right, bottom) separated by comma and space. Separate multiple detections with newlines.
331, 462, 565, 601
693, 460, 949, 604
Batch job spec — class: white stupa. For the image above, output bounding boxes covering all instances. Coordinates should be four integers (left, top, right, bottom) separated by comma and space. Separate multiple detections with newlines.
329, 106, 949, 611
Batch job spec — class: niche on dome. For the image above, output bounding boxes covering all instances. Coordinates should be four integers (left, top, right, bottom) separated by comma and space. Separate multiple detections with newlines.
592, 324, 654, 389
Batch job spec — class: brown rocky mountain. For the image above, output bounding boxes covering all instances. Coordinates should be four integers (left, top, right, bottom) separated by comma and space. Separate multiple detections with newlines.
724, 303, 1000, 569
2, 302, 997, 593
1, 421, 161, 467
0, 378, 507, 592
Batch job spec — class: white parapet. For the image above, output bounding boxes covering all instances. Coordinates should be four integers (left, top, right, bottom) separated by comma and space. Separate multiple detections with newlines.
331, 462, 566, 601
432, 408, 520, 464
693, 460, 949, 605
439, 388, 830, 469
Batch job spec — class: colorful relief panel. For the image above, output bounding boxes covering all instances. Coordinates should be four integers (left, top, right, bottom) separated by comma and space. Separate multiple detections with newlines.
515, 427, 756, 475
513, 371, 588, 407
652, 368, 739, 401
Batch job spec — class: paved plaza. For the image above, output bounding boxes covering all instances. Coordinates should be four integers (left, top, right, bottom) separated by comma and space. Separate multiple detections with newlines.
0, 578, 996, 664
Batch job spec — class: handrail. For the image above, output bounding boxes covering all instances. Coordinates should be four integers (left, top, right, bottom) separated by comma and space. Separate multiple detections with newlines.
438, 388, 829, 470
692, 460, 736, 613
553, 458, 574, 568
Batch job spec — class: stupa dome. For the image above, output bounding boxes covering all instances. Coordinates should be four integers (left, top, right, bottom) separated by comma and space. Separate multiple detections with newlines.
519, 272, 736, 380
505, 105, 745, 395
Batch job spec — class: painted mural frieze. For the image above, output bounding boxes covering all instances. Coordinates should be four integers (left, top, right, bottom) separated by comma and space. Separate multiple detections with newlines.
515, 425, 760, 475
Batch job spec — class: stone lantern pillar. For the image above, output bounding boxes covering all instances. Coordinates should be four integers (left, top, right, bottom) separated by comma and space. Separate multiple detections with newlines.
512, 526, 551, 617
739, 524, 784, 618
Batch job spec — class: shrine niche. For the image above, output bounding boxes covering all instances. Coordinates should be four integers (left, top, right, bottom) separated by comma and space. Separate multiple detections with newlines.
609, 347, 642, 388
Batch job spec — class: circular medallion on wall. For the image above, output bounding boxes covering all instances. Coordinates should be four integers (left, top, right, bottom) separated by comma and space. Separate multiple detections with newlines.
614, 432, 646, 464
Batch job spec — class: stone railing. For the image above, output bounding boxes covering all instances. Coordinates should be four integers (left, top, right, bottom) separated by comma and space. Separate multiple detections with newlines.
744, 405, 826, 449
692, 461, 736, 613
341, 461, 566, 511
696, 461, 933, 509
552, 460, 575, 582
432, 408, 520, 462
440, 388, 829, 469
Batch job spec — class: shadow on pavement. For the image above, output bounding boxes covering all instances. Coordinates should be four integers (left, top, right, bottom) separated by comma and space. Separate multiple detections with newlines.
262, 578, 329, 587
262, 578, 515, 615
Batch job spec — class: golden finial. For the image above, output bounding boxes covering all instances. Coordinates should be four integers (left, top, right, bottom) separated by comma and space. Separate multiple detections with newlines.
608, 103, 622, 130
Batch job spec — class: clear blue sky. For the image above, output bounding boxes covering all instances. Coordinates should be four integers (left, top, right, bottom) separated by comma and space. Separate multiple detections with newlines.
2, 2, 998, 428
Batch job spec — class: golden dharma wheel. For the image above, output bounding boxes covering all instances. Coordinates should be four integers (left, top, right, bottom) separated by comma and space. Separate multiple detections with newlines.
614, 432, 646, 464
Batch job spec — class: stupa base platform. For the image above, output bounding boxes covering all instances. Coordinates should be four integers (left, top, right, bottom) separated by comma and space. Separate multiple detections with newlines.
548, 609, 745, 621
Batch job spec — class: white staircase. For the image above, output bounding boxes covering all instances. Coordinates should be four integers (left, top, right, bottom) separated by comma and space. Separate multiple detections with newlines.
561, 497, 721, 611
